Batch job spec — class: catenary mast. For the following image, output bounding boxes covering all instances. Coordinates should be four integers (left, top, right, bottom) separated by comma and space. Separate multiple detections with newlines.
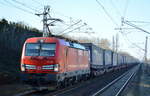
35, 5, 62, 37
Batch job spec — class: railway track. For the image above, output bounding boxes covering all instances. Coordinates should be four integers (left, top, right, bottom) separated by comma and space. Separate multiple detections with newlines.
14, 82, 83, 96
14, 65, 140, 96
45, 66, 138, 96
92, 64, 140, 96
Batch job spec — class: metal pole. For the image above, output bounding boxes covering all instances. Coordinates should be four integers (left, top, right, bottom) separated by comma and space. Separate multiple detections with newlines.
35, 5, 50, 37
144, 36, 148, 63
43, 6, 50, 37
112, 36, 115, 51
116, 34, 119, 52
35, 5, 62, 37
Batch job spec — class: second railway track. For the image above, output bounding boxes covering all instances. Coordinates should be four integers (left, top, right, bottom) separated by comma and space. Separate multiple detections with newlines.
92, 64, 140, 96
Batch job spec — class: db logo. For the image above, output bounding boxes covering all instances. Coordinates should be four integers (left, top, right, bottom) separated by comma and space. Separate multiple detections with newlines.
37, 66, 41, 70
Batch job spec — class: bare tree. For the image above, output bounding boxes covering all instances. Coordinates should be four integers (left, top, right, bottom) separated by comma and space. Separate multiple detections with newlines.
98, 38, 111, 50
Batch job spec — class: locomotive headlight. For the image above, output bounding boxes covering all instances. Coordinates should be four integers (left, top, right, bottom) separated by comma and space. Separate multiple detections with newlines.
54, 64, 59, 72
21, 64, 25, 71
25, 64, 36, 69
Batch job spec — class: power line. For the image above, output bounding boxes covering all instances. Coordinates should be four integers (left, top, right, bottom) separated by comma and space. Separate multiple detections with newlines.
125, 21, 150, 27
123, 0, 130, 18
120, 31, 145, 51
96, 0, 119, 26
50, 8, 82, 27
0, 1, 9, 6
4, 0, 34, 14
56, 20, 82, 35
50, 8, 73, 26
127, 21, 150, 23
123, 20, 150, 35
60, 23, 87, 36
109, 0, 122, 17
11, 0, 39, 12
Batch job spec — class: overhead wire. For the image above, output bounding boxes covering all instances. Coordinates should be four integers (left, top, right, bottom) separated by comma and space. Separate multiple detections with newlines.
109, 0, 122, 17
120, 0, 149, 58
11, 0, 40, 12
60, 24, 87, 36
124, 20, 150, 35
123, 0, 130, 18
56, 20, 82, 35
50, 7, 83, 27
0, 1, 9, 7
119, 31, 145, 51
128, 21, 150, 23
96, 0, 145, 59
50, 8, 72, 26
3, 0, 34, 15
49, 7, 89, 35
123, 20, 150, 27
96, 0, 119, 26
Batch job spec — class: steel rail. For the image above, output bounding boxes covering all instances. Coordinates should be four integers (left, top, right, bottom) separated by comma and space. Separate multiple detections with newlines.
92, 66, 139, 96
115, 67, 138, 96
92, 70, 128, 96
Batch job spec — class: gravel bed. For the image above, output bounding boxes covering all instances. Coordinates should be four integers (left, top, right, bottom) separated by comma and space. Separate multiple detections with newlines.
46, 68, 129, 96
0, 83, 32, 96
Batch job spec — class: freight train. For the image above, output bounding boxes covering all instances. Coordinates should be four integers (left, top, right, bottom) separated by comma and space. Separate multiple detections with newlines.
82, 43, 139, 77
20, 37, 139, 88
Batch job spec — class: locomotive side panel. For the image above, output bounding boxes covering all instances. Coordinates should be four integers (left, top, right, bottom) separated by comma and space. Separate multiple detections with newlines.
62, 43, 90, 79
66, 48, 77, 72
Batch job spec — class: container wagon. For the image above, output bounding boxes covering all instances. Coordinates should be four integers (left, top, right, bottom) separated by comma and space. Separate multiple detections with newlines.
82, 43, 104, 76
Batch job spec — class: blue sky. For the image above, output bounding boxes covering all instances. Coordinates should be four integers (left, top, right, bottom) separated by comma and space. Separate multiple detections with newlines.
0, 0, 150, 60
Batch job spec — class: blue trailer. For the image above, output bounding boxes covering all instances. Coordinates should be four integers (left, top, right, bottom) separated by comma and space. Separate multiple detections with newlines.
82, 43, 105, 76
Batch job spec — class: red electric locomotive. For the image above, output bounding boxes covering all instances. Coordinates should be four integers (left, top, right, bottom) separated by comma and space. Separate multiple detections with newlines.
20, 37, 90, 87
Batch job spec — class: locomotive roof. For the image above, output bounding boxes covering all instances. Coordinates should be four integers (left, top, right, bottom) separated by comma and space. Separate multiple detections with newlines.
26, 37, 86, 50
59, 39, 86, 50
50, 35, 86, 50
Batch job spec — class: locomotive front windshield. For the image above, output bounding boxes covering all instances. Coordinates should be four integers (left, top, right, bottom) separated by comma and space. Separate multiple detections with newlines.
25, 43, 56, 56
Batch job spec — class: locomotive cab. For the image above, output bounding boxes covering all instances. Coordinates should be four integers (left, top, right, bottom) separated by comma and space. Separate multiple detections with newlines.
20, 37, 61, 86
21, 38, 59, 73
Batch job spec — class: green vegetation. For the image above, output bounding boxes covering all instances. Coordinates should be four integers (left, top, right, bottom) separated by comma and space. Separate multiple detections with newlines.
0, 18, 42, 84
